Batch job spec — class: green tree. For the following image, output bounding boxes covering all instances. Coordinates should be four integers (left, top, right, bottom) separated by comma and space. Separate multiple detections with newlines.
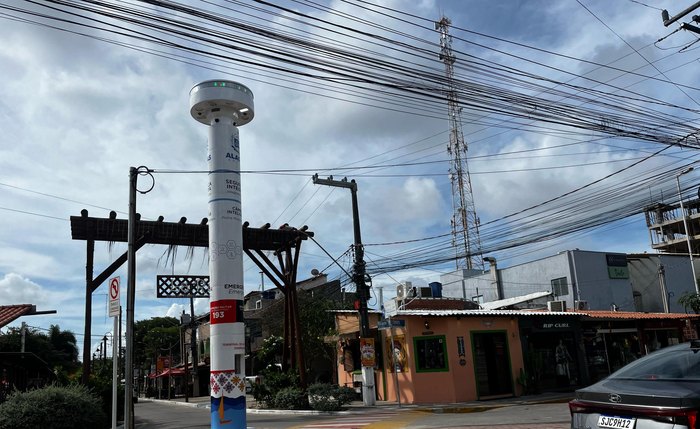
133, 317, 180, 373
678, 291, 700, 313
258, 289, 351, 384
256, 335, 283, 368
297, 291, 348, 383
0, 324, 79, 377
48, 325, 79, 367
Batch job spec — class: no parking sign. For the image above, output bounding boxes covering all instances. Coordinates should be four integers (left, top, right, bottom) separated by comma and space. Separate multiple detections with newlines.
109, 277, 120, 317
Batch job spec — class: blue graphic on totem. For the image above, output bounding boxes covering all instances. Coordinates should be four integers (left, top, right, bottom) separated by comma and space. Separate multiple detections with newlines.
211, 395, 245, 429
230, 135, 240, 153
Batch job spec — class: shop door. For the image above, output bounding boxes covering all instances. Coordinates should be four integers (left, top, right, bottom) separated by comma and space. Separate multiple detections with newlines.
472, 332, 513, 399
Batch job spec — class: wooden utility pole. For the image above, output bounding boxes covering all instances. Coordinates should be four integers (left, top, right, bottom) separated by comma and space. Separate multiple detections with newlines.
311, 174, 375, 406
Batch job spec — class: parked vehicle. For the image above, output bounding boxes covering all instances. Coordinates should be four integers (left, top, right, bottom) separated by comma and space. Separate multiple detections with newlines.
569, 340, 700, 429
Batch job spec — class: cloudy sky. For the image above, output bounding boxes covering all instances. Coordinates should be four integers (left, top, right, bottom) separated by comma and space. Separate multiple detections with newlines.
2, 0, 700, 357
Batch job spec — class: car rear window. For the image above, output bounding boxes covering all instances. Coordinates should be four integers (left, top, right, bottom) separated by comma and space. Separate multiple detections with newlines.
609, 343, 700, 381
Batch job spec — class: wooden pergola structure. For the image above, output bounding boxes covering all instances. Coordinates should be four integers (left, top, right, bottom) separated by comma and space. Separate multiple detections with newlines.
70, 209, 312, 385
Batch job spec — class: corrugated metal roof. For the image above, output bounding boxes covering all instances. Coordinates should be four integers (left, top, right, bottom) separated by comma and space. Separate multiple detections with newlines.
331, 308, 700, 320
0, 304, 34, 328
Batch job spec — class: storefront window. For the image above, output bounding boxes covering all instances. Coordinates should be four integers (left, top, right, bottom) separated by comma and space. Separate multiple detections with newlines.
414, 335, 448, 372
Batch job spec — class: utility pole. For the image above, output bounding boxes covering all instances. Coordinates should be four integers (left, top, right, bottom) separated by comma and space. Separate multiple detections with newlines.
181, 316, 188, 403
436, 16, 483, 271
312, 174, 375, 406
102, 335, 108, 361
376, 286, 400, 407
662, 2, 700, 34
189, 294, 198, 397
124, 166, 138, 429
658, 264, 670, 313
20, 322, 26, 353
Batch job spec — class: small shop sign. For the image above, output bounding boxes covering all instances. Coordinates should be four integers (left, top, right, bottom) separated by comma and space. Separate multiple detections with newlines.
360, 338, 375, 367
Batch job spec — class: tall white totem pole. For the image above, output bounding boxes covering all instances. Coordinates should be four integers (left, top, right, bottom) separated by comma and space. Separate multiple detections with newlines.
189, 80, 254, 429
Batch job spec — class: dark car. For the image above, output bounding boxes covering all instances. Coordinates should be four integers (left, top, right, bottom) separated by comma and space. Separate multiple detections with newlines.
570, 340, 700, 429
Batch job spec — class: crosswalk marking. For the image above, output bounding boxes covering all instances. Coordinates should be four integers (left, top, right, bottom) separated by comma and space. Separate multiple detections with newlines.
296, 411, 400, 429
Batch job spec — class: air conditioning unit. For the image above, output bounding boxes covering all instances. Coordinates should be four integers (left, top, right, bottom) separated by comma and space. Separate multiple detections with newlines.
547, 300, 567, 312
396, 281, 413, 300
396, 284, 406, 300
575, 300, 588, 310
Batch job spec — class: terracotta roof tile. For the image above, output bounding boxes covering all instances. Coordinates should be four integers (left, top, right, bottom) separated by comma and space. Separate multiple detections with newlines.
0, 304, 35, 328
576, 310, 700, 320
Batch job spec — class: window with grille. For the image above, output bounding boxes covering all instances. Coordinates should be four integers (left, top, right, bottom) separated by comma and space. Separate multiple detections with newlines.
551, 277, 569, 297
414, 335, 448, 372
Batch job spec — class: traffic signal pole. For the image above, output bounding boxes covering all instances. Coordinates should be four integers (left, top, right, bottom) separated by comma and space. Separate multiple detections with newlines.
312, 175, 375, 406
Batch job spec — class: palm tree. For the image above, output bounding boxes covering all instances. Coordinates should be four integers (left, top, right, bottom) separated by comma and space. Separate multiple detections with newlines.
47, 325, 79, 368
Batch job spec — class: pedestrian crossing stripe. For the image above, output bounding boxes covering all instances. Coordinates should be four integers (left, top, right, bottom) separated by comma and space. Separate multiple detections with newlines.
297, 412, 402, 429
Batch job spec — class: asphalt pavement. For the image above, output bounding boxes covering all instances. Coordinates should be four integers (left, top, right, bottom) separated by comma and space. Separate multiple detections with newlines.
141, 390, 574, 414
123, 392, 573, 429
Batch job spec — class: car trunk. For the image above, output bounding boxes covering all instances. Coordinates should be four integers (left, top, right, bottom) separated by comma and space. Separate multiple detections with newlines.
576, 379, 700, 408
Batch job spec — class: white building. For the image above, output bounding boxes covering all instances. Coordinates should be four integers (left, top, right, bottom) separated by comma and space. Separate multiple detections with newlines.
440, 250, 696, 313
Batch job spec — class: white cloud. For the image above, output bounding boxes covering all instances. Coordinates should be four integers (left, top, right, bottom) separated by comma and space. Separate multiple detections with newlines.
0, 273, 45, 304
0, 0, 695, 353
165, 303, 186, 319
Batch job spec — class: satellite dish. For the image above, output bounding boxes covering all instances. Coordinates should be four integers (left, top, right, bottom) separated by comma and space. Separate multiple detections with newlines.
311, 268, 320, 276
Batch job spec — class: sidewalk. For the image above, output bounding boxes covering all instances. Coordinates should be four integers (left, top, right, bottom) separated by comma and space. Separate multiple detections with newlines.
142, 391, 574, 414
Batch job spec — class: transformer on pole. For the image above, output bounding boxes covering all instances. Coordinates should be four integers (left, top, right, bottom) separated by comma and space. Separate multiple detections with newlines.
436, 16, 483, 271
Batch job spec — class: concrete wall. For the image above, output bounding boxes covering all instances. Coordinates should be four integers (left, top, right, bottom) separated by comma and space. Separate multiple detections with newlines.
571, 251, 634, 311
498, 253, 572, 300
441, 253, 572, 306
627, 254, 695, 313
440, 269, 487, 301
440, 251, 638, 311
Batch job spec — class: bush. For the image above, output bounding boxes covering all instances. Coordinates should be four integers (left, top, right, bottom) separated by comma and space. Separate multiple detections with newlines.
87, 373, 124, 421
250, 368, 299, 404
0, 384, 108, 429
267, 386, 308, 410
307, 383, 356, 411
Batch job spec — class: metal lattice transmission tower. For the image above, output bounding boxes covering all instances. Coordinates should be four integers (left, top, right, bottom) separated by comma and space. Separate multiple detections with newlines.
436, 16, 483, 271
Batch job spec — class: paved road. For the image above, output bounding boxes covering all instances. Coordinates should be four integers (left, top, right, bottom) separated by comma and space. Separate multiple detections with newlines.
135, 402, 357, 429
405, 403, 570, 428
133, 400, 572, 429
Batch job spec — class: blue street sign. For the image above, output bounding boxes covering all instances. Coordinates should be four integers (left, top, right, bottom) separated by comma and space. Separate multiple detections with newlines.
378, 319, 405, 329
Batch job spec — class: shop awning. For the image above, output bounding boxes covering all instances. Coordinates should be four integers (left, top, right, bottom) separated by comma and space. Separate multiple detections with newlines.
156, 368, 185, 377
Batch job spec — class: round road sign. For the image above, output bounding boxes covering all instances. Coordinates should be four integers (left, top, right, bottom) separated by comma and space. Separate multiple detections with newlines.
109, 278, 120, 300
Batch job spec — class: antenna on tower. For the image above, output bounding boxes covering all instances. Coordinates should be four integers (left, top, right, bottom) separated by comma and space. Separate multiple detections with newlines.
436, 16, 483, 271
